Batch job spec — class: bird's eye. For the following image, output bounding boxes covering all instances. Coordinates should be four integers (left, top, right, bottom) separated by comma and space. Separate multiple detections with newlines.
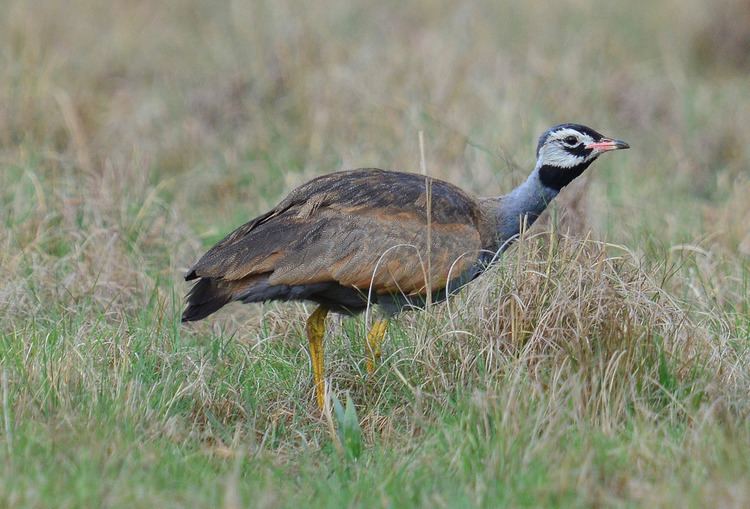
563, 136, 578, 145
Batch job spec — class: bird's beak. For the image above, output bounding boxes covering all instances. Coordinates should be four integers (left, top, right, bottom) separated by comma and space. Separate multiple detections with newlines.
586, 138, 630, 152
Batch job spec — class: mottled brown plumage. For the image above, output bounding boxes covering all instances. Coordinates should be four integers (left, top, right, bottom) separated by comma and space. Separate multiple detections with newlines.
183, 168, 497, 321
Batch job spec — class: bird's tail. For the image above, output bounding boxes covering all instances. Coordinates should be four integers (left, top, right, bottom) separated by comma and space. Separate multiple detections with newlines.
181, 278, 233, 322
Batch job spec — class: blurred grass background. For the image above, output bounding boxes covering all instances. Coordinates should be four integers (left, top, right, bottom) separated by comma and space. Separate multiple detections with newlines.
1, 0, 750, 507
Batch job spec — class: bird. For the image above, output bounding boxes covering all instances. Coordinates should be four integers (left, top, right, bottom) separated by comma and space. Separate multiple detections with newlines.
182, 123, 629, 410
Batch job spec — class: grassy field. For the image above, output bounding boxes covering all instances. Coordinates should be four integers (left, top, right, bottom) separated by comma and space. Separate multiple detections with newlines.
2, 0, 750, 507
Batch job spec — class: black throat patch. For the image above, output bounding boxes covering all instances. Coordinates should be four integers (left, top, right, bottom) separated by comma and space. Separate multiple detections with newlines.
538, 159, 596, 191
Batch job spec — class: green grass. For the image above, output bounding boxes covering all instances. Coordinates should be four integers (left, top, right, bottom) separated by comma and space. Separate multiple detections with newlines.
2, 0, 750, 507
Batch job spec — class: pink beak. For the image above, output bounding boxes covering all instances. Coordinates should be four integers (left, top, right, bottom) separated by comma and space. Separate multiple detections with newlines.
587, 138, 630, 152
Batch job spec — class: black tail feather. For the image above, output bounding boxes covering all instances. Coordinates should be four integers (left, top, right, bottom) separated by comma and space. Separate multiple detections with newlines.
181, 278, 232, 322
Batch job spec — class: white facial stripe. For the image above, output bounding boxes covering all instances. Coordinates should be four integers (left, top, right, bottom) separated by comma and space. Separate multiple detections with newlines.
540, 146, 584, 167
549, 129, 595, 146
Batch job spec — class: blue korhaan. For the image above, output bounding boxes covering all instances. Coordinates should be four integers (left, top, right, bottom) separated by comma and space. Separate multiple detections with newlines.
182, 123, 629, 410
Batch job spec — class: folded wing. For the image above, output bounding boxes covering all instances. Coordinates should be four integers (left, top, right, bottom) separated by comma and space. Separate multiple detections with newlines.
183, 169, 487, 320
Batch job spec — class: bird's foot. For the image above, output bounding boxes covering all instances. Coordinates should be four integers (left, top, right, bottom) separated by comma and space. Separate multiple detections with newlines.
365, 319, 388, 374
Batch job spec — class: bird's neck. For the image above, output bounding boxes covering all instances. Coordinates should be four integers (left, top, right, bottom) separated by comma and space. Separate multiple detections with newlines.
481, 161, 559, 250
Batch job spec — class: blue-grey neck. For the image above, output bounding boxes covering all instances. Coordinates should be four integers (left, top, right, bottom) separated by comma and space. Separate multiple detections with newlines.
482, 161, 559, 251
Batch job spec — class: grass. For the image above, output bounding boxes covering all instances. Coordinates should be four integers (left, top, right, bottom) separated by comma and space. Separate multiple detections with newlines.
2, 0, 750, 507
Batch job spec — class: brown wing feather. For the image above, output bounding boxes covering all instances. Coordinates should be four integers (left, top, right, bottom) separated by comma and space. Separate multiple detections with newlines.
269, 213, 480, 294
187, 169, 487, 295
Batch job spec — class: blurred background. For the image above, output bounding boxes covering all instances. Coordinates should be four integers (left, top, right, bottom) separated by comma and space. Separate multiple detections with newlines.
4, 0, 750, 316
2, 0, 750, 506
3, 0, 749, 290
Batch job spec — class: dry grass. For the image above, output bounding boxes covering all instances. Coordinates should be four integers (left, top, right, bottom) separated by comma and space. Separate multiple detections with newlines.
1, 0, 750, 507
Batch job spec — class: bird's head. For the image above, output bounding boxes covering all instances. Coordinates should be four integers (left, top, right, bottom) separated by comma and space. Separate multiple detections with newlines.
535, 123, 629, 191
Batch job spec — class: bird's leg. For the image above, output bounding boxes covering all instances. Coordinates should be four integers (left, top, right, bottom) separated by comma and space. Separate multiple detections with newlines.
306, 306, 329, 410
365, 319, 388, 374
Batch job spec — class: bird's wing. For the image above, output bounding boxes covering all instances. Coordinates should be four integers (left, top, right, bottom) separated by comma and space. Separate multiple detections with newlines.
186, 169, 486, 295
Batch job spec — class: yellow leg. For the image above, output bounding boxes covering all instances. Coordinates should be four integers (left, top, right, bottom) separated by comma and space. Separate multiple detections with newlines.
365, 319, 388, 374
306, 306, 329, 410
